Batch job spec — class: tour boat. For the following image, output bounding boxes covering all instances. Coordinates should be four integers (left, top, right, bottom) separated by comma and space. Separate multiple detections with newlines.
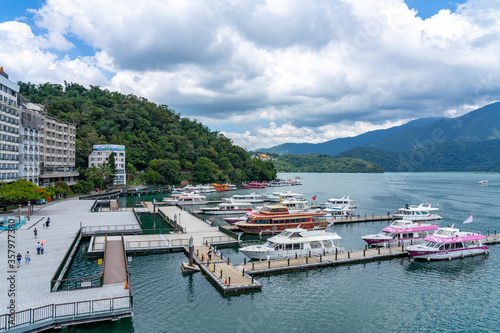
245, 182, 268, 189
265, 190, 304, 202
278, 198, 312, 213
235, 205, 328, 234
361, 219, 440, 247
323, 195, 356, 210
200, 202, 253, 215
223, 193, 264, 203
321, 206, 356, 219
405, 225, 489, 260
211, 183, 231, 192
393, 203, 441, 221
176, 194, 207, 206
239, 227, 344, 260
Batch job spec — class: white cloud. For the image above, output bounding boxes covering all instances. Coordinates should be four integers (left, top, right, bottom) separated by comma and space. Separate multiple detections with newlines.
2, 0, 500, 150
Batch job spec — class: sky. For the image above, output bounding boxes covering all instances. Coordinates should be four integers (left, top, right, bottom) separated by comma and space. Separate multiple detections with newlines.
2, 0, 500, 150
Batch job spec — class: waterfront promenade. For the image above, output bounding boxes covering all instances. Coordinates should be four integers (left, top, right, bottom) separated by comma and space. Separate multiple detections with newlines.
0, 198, 136, 330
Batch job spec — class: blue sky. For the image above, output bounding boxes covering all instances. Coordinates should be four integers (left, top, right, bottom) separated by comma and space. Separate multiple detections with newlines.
1, 0, 499, 150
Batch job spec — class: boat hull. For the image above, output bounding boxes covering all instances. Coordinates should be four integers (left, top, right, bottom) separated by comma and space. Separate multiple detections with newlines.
200, 209, 252, 215
240, 246, 343, 260
407, 246, 489, 260
236, 221, 328, 234
362, 236, 424, 247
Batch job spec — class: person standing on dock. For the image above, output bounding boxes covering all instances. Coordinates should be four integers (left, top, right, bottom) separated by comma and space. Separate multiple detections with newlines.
33, 228, 37, 239
40, 243, 44, 254
16, 253, 22, 268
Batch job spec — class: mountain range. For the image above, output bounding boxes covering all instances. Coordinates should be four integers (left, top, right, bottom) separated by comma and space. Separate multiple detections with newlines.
258, 102, 500, 172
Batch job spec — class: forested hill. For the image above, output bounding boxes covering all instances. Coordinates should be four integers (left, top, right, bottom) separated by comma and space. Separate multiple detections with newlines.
269, 154, 384, 173
19, 82, 276, 183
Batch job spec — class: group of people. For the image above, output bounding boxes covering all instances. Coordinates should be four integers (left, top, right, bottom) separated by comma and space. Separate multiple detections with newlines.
16, 217, 51, 268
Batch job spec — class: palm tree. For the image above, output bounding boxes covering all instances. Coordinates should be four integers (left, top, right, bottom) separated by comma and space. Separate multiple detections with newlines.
98, 162, 114, 190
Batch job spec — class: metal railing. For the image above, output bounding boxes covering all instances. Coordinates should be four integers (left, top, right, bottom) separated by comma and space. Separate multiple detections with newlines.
0, 296, 132, 331
126, 238, 189, 250
203, 235, 239, 246
56, 275, 103, 291
50, 229, 82, 292
82, 224, 142, 235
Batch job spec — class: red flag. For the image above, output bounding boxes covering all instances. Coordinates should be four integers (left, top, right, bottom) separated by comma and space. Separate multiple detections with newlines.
312, 195, 316, 200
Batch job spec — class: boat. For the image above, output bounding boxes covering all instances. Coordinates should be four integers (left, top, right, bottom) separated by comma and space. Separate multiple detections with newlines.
239, 227, 344, 260
245, 182, 268, 189
211, 183, 231, 192
477, 180, 489, 185
267, 181, 284, 187
223, 215, 249, 224
223, 193, 264, 203
235, 205, 328, 234
177, 194, 207, 206
321, 206, 357, 219
361, 218, 439, 247
200, 202, 253, 215
277, 198, 311, 213
393, 203, 441, 221
323, 195, 356, 210
406, 225, 489, 260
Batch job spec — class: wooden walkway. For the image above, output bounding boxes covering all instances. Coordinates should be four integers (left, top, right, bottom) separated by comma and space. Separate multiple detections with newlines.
103, 238, 127, 285
238, 247, 408, 276
193, 245, 261, 294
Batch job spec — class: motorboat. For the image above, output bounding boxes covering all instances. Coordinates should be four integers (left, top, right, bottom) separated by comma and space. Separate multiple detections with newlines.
323, 195, 356, 210
245, 182, 268, 189
393, 203, 441, 221
235, 205, 328, 234
477, 180, 489, 185
223, 193, 264, 203
223, 215, 249, 224
239, 227, 344, 260
406, 224, 489, 260
361, 218, 439, 247
321, 206, 357, 219
200, 202, 253, 215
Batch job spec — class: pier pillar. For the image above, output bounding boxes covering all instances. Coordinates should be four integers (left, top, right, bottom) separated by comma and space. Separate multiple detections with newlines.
348, 252, 350, 259
287, 258, 290, 266
306, 256, 308, 264
268, 260, 271, 268
320, 255, 322, 262
335, 248, 338, 260
188, 237, 194, 267
27, 201, 31, 221
244, 258, 247, 265
363, 249, 366, 257
227, 257, 230, 265
378, 248, 380, 255
242, 268, 245, 276
252, 262, 255, 271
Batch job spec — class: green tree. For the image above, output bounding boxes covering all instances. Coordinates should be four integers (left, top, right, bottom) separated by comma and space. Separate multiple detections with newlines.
144, 169, 163, 185
0, 180, 52, 210
192, 157, 219, 183
108, 152, 117, 184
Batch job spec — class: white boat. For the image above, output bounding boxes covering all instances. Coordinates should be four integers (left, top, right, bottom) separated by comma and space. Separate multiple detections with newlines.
477, 180, 489, 185
239, 227, 344, 260
321, 206, 356, 219
177, 194, 207, 206
393, 203, 441, 221
361, 218, 439, 247
323, 195, 356, 210
406, 224, 489, 260
200, 202, 253, 215
223, 193, 264, 203
277, 198, 311, 213
223, 215, 249, 224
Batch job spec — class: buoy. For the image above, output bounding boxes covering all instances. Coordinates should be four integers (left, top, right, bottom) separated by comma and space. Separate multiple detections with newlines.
124, 281, 128, 289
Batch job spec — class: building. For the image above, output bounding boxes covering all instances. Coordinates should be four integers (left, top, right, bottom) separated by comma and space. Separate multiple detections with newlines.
0, 68, 20, 182
88, 144, 126, 185
38, 109, 79, 185
19, 102, 43, 185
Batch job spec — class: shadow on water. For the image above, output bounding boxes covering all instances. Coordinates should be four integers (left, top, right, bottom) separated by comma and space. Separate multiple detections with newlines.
404, 254, 489, 278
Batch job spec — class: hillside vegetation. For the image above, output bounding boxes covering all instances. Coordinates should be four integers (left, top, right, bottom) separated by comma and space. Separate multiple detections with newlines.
270, 154, 384, 173
19, 82, 276, 185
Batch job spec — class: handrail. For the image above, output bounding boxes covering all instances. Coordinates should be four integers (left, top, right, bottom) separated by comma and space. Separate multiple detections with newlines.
203, 235, 239, 246
0, 295, 132, 331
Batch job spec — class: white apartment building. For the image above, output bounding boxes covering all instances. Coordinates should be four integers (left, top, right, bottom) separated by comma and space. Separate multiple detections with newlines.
19, 102, 43, 185
88, 144, 126, 185
0, 69, 20, 182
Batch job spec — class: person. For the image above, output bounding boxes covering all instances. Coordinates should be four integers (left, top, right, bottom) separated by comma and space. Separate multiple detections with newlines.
36, 242, 41, 255
40, 243, 44, 254
16, 253, 22, 268
25, 251, 31, 264
43, 222, 46, 229
46, 217, 50, 228
207, 249, 212, 262
34, 228, 37, 239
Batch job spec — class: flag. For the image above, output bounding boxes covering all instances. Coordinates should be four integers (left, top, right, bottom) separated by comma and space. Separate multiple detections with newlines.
437, 204, 439, 208
463, 215, 473, 224
312, 195, 316, 200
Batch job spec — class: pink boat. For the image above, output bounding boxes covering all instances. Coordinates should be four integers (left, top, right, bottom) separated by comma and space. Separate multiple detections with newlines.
244, 182, 267, 189
361, 219, 439, 247
406, 224, 489, 260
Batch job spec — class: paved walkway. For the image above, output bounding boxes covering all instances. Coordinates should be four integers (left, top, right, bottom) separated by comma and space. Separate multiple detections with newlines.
0, 198, 138, 315
103, 239, 127, 285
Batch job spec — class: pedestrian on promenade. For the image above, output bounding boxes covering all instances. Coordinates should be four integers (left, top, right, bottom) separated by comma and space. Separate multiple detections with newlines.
40, 243, 44, 254
208, 249, 212, 262
46, 217, 50, 228
34, 228, 38, 239
36, 242, 41, 255
16, 253, 22, 267
25, 251, 31, 264
43, 222, 46, 229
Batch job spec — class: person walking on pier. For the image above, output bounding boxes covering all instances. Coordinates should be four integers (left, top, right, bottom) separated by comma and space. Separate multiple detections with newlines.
40, 243, 44, 254
208, 249, 212, 262
46, 217, 50, 228
16, 253, 22, 268
36, 242, 41, 255
33, 228, 37, 239
25, 251, 31, 264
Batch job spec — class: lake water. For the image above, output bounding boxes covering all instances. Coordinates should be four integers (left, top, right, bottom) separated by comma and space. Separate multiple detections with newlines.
62, 173, 500, 333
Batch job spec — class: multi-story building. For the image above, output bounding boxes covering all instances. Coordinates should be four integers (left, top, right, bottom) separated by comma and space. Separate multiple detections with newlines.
0, 68, 20, 182
88, 144, 126, 185
19, 102, 43, 185
38, 110, 79, 185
